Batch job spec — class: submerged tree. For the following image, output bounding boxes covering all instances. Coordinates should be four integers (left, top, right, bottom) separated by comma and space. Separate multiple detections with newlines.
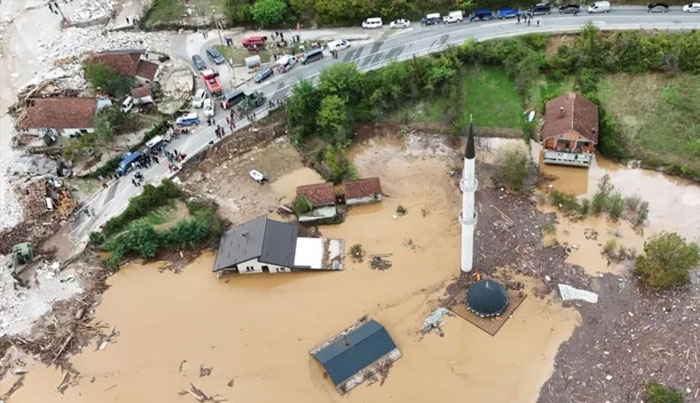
635, 232, 699, 290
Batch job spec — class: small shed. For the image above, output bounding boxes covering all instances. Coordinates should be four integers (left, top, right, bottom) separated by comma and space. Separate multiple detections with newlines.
245, 55, 261, 73
131, 86, 154, 105
296, 182, 337, 222
343, 178, 382, 206
310, 317, 401, 394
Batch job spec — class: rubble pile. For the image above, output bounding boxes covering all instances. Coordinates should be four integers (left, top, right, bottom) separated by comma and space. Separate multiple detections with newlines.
65, 0, 115, 26
0, 256, 82, 338
0, 176, 78, 254
0, 152, 23, 230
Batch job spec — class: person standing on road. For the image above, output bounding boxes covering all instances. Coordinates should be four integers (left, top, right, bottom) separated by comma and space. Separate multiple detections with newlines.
517, 15, 520, 24
528, 18, 531, 26
537, 19, 540, 27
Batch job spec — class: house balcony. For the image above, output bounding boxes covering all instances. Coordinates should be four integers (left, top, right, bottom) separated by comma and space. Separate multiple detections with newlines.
543, 150, 594, 167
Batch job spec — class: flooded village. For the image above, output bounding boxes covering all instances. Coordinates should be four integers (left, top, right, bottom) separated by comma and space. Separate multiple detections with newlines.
1, 0, 700, 401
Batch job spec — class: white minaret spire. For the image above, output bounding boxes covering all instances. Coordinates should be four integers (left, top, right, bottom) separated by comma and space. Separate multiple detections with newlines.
459, 122, 477, 273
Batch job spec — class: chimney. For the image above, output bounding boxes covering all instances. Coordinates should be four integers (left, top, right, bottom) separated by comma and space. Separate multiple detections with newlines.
559, 106, 565, 116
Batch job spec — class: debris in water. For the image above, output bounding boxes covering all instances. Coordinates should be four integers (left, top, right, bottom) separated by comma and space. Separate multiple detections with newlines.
227, 378, 235, 388
349, 244, 365, 263
369, 255, 392, 271
179, 360, 187, 372
199, 364, 213, 377
421, 307, 451, 337
558, 284, 599, 304
178, 383, 226, 402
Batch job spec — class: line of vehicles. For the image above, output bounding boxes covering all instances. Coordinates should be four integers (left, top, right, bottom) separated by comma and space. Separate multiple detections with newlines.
361, 1, 700, 28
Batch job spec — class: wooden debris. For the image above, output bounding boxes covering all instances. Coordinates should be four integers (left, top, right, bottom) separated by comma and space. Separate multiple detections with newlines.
178, 383, 226, 402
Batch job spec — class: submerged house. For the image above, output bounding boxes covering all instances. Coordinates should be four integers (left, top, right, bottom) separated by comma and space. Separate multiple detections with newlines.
541, 93, 599, 167
310, 317, 402, 395
296, 182, 337, 222
213, 215, 344, 275
343, 178, 382, 206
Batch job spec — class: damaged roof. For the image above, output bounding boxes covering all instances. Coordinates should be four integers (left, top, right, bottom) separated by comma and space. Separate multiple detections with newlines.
542, 92, 599, 144
20, 97, 97, 129
311, 319, 398, 387
213, 215, 298, 271
131, 86, 152, 98
90, 50, 159, 81
297, 182, 336, 206
343, 178, 382, 199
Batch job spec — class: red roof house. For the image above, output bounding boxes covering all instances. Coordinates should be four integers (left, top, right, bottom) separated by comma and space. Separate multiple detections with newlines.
296, 182, 337, 222
541, 93, 599, 167
343, 178, 382, 206
19, 97, 101, 137
90, 50, 159, 82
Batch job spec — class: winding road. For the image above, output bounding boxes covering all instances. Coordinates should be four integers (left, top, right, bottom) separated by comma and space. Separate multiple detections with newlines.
69, 8, 700, 246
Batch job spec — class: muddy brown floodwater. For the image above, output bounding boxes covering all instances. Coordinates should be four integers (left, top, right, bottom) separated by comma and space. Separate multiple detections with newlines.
7, 136, 580, 403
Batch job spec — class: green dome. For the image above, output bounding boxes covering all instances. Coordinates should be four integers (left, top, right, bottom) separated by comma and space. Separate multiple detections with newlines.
466, 279, 509, 317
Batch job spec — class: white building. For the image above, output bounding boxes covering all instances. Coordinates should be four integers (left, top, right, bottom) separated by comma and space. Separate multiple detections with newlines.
213, 215, 344, 275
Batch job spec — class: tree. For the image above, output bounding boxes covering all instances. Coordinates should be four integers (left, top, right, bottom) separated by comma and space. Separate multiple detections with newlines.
577, 22, 602, 69
123, 221, 160, 259
250, 0, 287, 27
319, 63, 363, 104
645, 382, 684, 403
223, 0, 252, 24
494, 145, 529, 191
286, 80, 320, 141
317, 95, 350, 144
321, 144, 357, 183
635, 232, 699, 289
84, 62, 134, 97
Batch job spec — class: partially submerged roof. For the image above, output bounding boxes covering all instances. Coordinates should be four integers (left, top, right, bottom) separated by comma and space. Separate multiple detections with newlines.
214, 216, 298, 271
91, 50, 159, 81
542, 92, 599, 144
343, 178, 382, 199
296, 182, 336, 206
311, 319, 398, 388
20, 97, 97, 129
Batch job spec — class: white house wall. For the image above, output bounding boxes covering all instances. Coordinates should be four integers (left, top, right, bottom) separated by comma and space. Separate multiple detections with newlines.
236, 257, 290, 274
299, 206, 337, 222
346, 194, 382, 206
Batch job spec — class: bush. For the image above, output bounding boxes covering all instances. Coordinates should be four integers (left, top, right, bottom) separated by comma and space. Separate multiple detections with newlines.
645, 382, 684, 403
494, 145, 529, 191
349, 244, 365, 263
292, 195, 313, 216
84, 62, 134, 97
607, 193, 624, 221
89, 231, 106, 246
102, 179, 181, 238
250, 0, 287, 27
123, 221, 160, 259
549, 190, 581, 214
635, 232, 699, 290
319, 144, 357, 184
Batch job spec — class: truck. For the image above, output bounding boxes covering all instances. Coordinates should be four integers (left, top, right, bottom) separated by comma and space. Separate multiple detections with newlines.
237, 91, 266, 114
444, 10, 463, 23
201, 69, 222, 96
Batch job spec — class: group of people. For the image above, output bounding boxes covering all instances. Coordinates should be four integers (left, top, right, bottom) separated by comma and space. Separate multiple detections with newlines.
516, 14, 542, 25
165, 148, 185, 172
214, 125, 227, 138
268, 99, 284, 109
131, 171, 144, 187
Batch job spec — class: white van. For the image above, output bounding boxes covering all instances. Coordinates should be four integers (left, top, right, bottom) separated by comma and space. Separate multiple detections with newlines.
121, 96, 133, 113
362, 17, 383, 28
444, 10, 463, 23
588, 1, 611, 13
327, 39, 351, 52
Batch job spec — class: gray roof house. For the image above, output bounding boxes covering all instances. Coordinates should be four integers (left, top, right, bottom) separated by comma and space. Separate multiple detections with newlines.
310, 317, 402, 394
214, 216, 298, 273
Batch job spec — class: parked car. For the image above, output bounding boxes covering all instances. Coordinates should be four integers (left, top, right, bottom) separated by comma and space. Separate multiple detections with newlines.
203, 98, 215, 117
390, 19, 411, 28
206, 47, 226, 64
529, 2, 551, 15
175, 113, 199, 126
587, 1, 611, 13
301, 48, 324, 65
498, 8, 520, 18
242, 36, 267, 49
327, 39, 351, 51
421, 13, 441, 25
220, 90, 246, 110
191, 55, 206, 70
193, 89, 206, 108
120, 96, 133, 113
647, 3, 669, 12
275, 54, 297, 73
158, 54, 170, 62
249, 170, 267, 184
362, 17, 383, 28
682, 2, 700, 11
558, 4, 580, 13
254, 67, 274, 83
444, 10, 464, 23
470, 9, 494, 21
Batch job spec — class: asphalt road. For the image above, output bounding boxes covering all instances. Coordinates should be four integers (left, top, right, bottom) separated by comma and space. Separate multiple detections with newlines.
69, 9, 700, 246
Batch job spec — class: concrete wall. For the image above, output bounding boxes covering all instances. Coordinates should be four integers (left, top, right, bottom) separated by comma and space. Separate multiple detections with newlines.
299, 205, 337, 222
346, 194, 382, 206
236, 257, 290, 274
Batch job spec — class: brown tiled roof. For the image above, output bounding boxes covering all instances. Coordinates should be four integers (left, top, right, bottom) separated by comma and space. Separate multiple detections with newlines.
90, 51, 158, 80
343, 178, 382, 199
131, 86, 152, 98
20, 97, 97, 129
542, 93, 599, 144
296, 182, 336, 206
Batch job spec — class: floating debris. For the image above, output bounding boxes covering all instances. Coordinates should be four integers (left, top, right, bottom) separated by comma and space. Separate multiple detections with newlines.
558, 284, 599, 304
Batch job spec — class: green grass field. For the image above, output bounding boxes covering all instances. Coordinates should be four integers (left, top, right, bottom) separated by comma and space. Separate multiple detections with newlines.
597, 73, 700, 172
389, 67, 525, 130
213, 45, 273, 66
